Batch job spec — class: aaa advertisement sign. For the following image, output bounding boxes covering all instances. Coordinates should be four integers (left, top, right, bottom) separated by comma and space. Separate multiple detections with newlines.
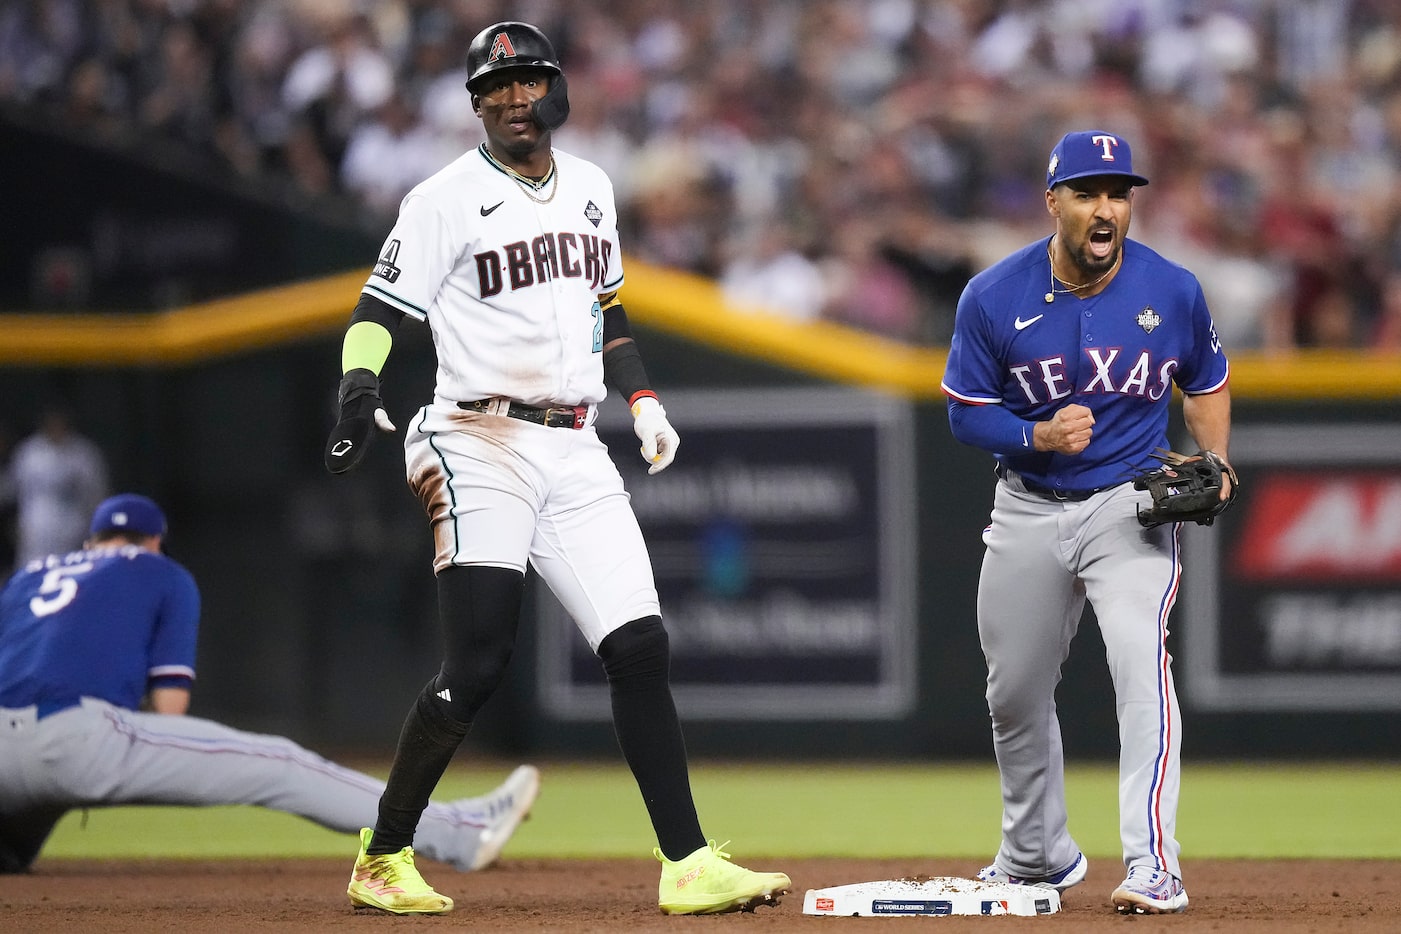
1182, 424, 1401, 711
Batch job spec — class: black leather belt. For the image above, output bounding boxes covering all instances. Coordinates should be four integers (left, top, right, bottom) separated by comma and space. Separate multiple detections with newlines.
1000, 466, 1107, 502
1022, 478, 1103, 502
458, 398, 588, 430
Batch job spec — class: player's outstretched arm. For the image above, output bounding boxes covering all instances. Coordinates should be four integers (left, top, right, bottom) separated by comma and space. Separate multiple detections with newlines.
324, 297, 403, 474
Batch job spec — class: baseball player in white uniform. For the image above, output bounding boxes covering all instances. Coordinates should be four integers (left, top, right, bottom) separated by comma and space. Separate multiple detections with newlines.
323, 21, 790, 917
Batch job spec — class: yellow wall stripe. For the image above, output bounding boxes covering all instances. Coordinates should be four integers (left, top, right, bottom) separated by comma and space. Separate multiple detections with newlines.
2, 263, 1398, 400
1, 270, 366, 366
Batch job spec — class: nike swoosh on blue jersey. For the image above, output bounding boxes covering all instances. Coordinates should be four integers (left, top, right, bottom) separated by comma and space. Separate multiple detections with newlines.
1014, 314, 1044, 330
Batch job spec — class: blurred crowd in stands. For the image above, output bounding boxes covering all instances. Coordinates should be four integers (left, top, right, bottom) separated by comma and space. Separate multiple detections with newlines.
4, 0, 1401, 350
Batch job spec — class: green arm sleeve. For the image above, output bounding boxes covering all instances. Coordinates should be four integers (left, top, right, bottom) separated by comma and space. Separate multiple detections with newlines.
341, 320, 393, 376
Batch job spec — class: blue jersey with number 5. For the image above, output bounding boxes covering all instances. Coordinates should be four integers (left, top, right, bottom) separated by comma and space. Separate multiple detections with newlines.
0, 546, 200, 710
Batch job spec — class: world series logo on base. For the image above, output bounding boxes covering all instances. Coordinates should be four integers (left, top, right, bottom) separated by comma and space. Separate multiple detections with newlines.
803, 877, 1059, 917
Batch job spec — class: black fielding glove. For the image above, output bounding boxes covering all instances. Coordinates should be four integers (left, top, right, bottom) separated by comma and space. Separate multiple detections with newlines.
1132, 448, 1239, 529
323, 368, 396, 474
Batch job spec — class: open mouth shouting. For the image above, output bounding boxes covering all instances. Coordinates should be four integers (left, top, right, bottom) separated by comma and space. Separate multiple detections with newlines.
1088, 225, 1117, 261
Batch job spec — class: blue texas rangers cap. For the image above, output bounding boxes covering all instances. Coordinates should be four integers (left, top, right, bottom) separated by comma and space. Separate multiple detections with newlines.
1046, 130, 1150, 189
90, 493, 168, 538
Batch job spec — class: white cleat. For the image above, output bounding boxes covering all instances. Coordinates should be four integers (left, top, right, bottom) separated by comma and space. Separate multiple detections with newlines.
977, 852, 1088, 893
1111, 866, 1188, 914
454, 765, 541, 871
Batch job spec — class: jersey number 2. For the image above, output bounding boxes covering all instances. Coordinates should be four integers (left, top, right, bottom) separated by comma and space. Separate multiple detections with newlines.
591, 301, 604, 353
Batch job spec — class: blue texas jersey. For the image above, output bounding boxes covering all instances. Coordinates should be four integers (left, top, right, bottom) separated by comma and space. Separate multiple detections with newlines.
941, 236, 1229, 490
0, 546, 200, 710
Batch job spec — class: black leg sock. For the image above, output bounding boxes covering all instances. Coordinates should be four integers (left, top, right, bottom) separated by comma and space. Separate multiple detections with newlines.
368, 683, 470, 855
599, 617, 705, 861
368, 565, 522, 855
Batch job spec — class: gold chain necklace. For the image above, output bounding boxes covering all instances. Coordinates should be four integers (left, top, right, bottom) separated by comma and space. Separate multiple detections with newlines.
504, 155, 559, 205
1044, 238, 1119, 303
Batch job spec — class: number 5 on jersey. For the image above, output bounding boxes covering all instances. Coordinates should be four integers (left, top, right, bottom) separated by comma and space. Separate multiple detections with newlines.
29, 563, 93, 617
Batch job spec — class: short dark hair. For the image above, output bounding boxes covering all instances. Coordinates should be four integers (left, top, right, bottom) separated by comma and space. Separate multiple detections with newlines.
88, 529, 154, 547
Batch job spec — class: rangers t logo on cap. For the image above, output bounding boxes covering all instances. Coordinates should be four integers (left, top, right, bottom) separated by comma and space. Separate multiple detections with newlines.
1046, 130, 1150, 189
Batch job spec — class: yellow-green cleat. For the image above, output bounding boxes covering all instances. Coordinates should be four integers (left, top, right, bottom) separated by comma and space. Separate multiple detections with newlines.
656, 840, 791, 915
348, 827, 454, 914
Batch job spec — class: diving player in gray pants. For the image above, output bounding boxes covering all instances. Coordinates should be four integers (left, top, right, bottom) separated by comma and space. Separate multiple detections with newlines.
0, 493, 539, 873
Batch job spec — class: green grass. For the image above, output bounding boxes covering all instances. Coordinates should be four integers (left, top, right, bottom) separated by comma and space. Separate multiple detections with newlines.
37, 760, 1401, 863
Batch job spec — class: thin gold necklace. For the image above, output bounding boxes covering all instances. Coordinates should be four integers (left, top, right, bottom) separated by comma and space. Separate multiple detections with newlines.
1044, 238, 1119, 303
504, 155, 558, 205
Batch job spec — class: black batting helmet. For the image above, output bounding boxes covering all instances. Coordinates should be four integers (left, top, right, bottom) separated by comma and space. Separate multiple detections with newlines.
466, 22, 561, 90
465, 21, 569, 130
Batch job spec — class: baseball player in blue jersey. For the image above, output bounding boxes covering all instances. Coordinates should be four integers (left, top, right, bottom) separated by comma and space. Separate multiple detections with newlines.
941, 130, 1235, 915
0, 493, 538, 875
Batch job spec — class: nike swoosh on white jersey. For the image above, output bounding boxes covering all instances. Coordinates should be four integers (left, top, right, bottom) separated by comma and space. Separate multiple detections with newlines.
480, 201, 504, 216
1014, 314, 1044, 330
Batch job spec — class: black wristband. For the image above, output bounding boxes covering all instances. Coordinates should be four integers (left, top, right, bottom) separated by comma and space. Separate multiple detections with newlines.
602, 340, 652, 404
338, 368, 383, 417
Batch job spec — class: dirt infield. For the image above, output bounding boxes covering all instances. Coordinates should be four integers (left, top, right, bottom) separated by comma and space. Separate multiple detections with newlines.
4, 856, 1396, 932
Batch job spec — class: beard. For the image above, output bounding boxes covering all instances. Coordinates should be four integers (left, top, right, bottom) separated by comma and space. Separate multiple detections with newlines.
1068, 238, 1120, 280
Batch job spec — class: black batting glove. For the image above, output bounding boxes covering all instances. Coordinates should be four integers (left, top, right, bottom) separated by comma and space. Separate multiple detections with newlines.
323, 368, 396, 474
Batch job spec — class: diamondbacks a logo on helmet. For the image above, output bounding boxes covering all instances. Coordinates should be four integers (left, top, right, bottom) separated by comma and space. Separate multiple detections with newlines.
488, 32, 517, 64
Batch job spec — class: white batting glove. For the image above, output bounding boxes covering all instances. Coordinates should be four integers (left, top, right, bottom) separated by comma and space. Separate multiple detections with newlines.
631, 396, 679, 475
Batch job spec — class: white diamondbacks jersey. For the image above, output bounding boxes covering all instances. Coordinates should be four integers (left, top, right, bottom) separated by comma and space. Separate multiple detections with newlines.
361, 144, 624, 407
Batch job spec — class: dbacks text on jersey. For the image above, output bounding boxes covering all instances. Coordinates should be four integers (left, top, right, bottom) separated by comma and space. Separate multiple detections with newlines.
475, 231, 613, 296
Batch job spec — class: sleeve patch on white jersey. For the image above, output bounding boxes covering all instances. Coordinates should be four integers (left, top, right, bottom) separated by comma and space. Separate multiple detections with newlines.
584, 201, 603, 227
374, 239, 402, 283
